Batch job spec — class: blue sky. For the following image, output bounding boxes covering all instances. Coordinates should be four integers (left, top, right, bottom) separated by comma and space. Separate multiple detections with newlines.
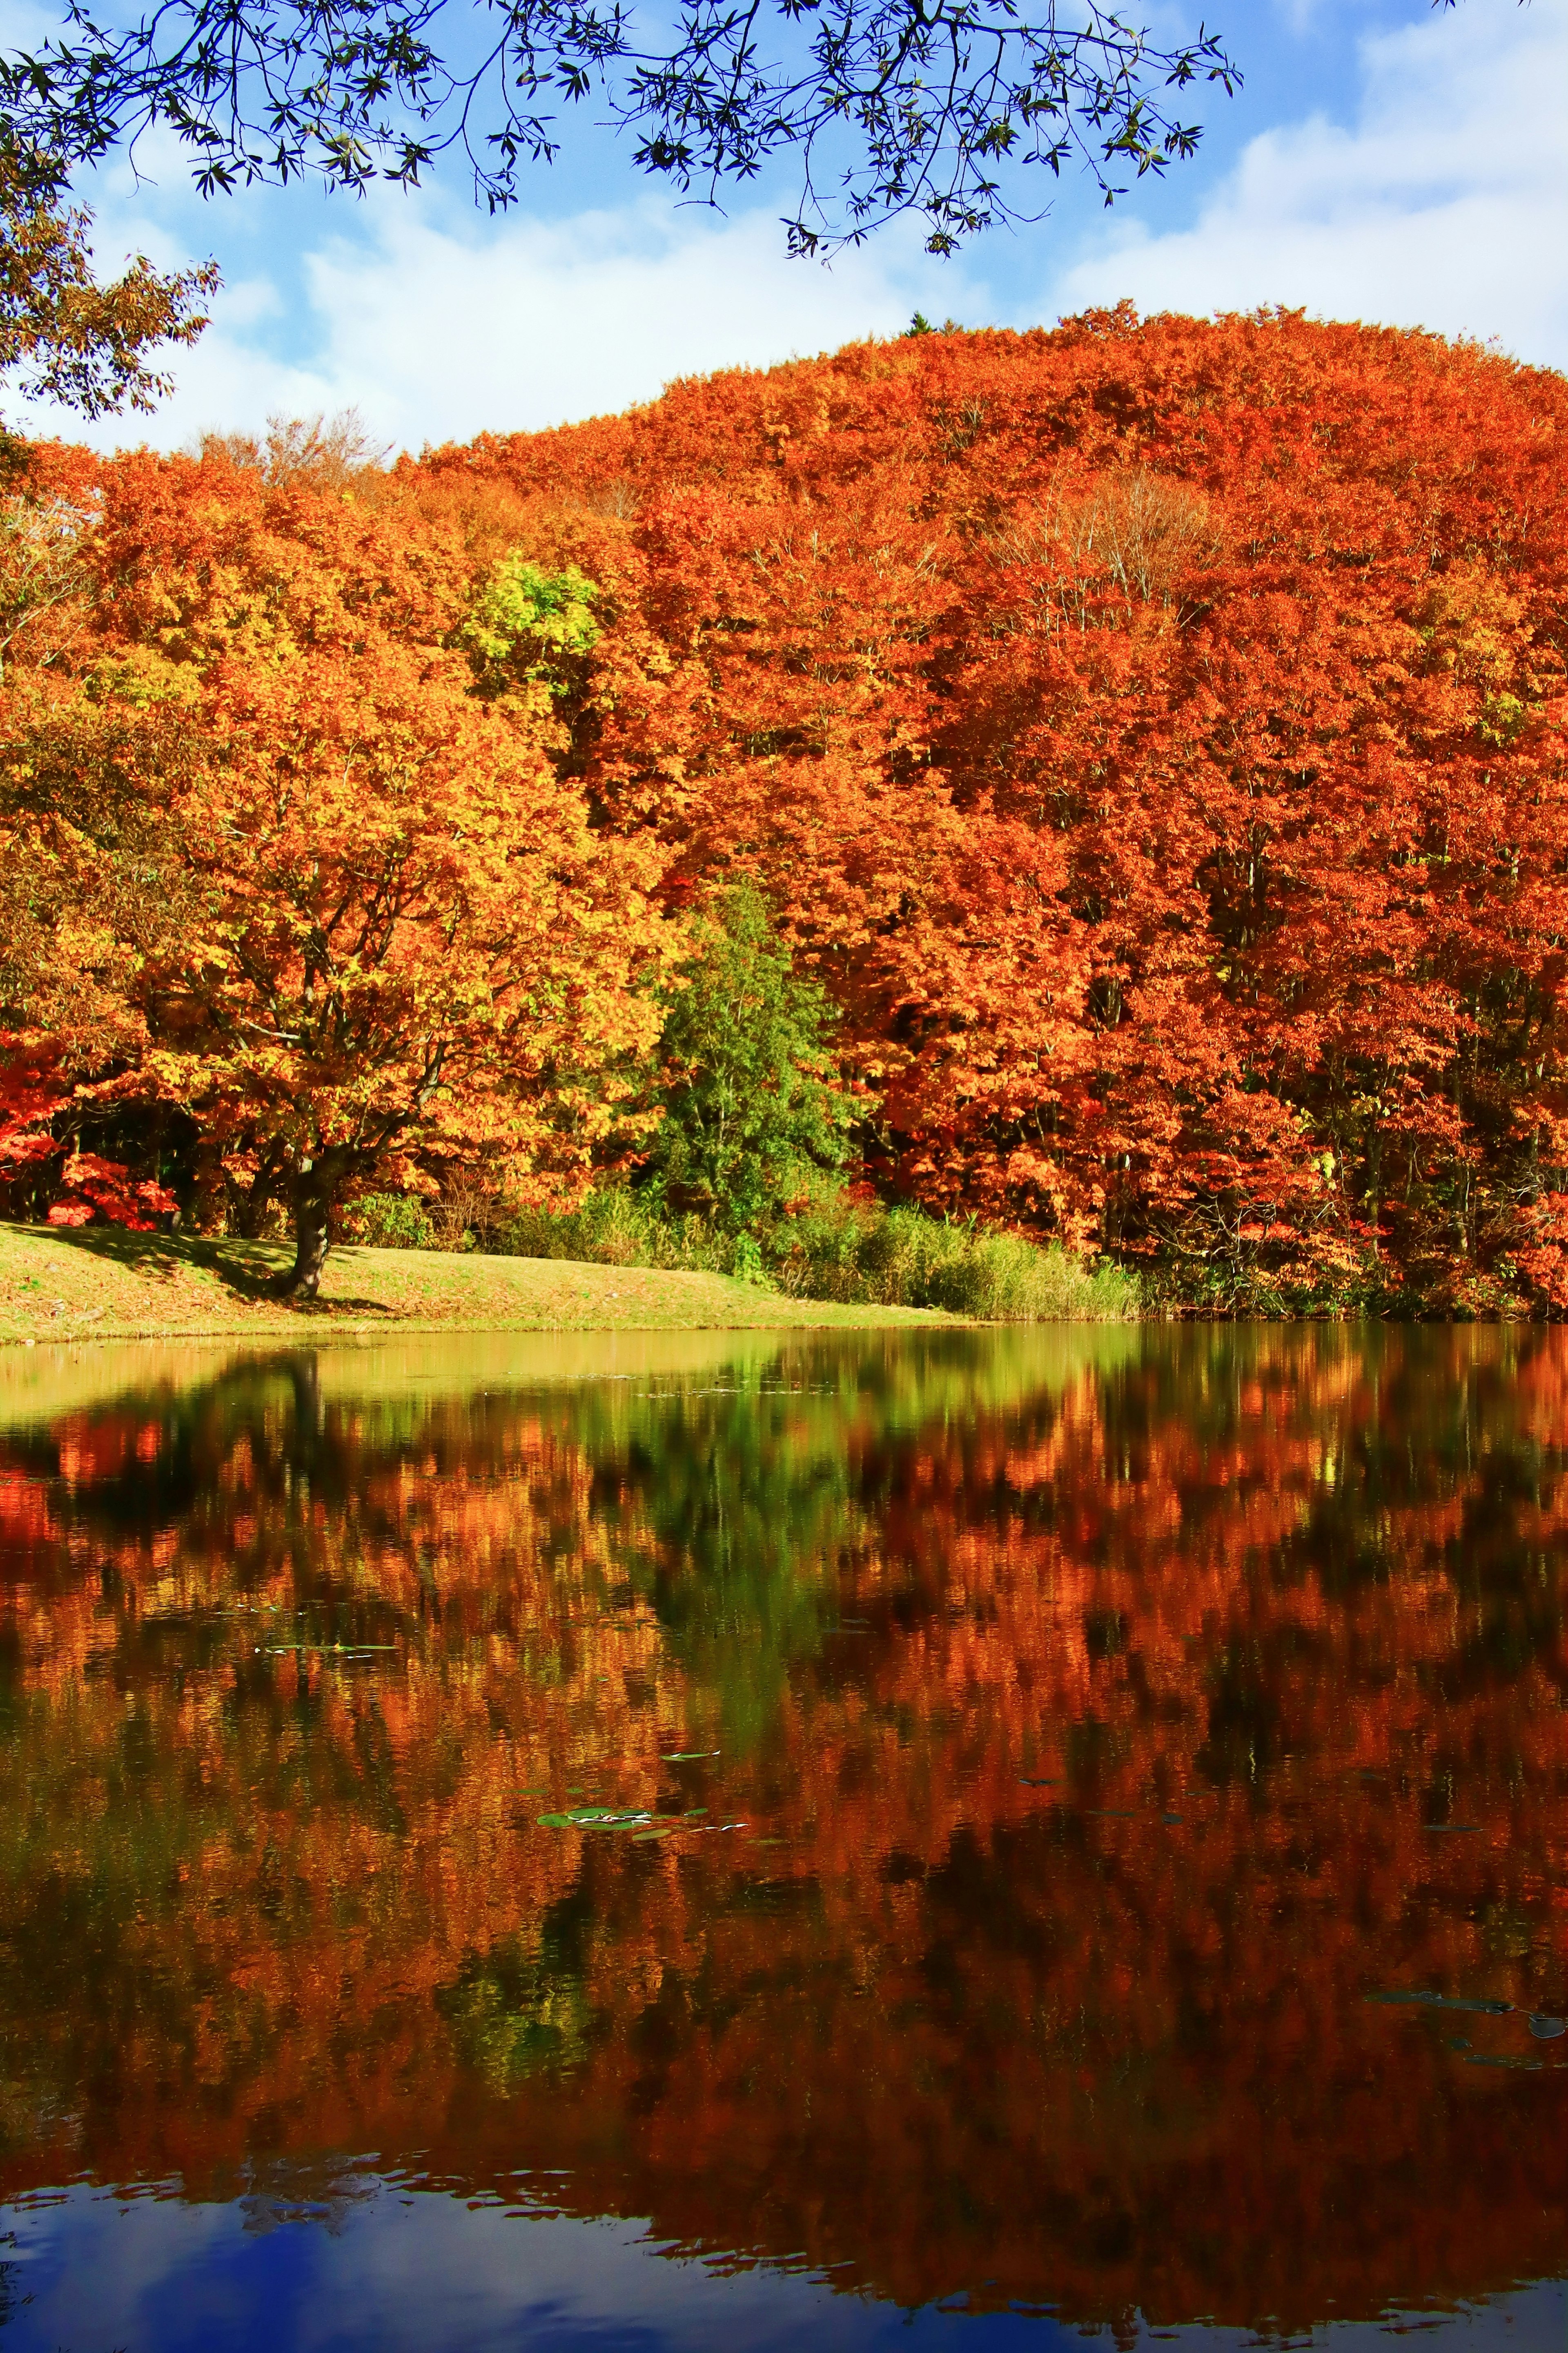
9, 0, 1567, 452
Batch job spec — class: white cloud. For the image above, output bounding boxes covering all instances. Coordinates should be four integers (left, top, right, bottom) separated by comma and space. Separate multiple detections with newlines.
14, 0, 1567, 454
15, 187, 997, 454
1047, 0, 1568, 365
303, 196, 994, 447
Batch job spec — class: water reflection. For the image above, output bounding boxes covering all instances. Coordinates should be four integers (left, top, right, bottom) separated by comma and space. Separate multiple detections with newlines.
0, 1325, 1564, 2345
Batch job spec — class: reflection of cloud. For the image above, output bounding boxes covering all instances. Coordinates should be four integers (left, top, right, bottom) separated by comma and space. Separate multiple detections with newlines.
13, 189, 996, 455
1049, 0, 1568, 366
1, 2181, 950, 2352
10, 2179, 1568, 2351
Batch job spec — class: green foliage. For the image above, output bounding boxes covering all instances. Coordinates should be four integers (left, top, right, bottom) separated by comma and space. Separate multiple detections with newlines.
643, 883, 852, 1229
340, 1191, 436, 1249
490, 1179, 1137, 1322
460, 555, 599, 696
495, 1184, 734, 1274
767, 1194, 1140, 1320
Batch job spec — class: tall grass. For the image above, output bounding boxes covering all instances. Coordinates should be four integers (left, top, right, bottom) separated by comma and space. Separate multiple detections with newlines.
493, 1187, 734, 1274
347, 1182, 1138, 1321
460, 1186, 1135, 1322
764, 1198, 1137, 1320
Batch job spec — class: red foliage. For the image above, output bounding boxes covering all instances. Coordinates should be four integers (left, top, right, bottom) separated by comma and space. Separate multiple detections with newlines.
44, 1152, 175, 1229
421, 308, 1568, 1308
13, 312, 1568, 1300
0, 1040, 174, 1229
0, 1039, 65, 1180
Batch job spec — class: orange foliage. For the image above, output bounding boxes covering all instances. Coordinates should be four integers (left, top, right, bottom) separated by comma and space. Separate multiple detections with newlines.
10, 310, 1568, 1305
416, 309, 1568, 1308
0, 445, 672, 1286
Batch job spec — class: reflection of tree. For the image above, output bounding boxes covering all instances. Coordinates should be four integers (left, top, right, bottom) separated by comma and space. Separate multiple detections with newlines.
577, 1371, 867, 1751
0, 1327, 1564, 2325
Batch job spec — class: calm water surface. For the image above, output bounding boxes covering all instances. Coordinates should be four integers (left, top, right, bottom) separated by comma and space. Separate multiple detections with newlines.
0, 1325, 1564, 2351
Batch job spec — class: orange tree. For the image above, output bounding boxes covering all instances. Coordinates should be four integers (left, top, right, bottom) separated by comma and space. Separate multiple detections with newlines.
0, 445, 673, 1290
421, 310, 1568, 1313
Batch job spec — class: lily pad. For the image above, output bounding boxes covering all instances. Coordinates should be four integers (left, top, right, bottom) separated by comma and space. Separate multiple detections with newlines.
1463, 2053, 1541, 2071
537, 1808, 652, 1831
1529, 2014, 1567, 2039
1019, 1778, 1057, 1788
631, 1828, 674, 1843
263, 1643, 396, 1655
1423, 1822, 1482, 1834
661, 1751, 719, 1762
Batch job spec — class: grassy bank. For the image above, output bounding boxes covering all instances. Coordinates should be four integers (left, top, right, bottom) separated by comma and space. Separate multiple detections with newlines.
0, 1222, 971, 1346
386, 1184, 1140, 1323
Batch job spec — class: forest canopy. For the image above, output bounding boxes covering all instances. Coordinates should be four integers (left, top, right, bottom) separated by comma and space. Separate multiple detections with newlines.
6, 305, 1568, 1315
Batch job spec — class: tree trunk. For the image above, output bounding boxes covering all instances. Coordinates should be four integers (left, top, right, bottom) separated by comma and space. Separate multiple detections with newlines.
234, 1153, 281, 1240
280, 1161, 338, 1299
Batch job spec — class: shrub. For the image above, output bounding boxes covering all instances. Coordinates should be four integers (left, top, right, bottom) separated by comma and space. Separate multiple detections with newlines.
340, 1191, 437, 1249
486, 1180, 1137, 1320
766, 1198, 1138, 1320
494, 1187, 775, 1278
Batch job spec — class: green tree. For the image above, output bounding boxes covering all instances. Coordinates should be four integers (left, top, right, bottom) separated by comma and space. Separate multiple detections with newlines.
458, 556, 600, 702
643, 884, 851, 1231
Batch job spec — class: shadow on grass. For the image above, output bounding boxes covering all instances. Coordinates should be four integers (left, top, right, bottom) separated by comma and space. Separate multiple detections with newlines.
30, 1226, 394, 1318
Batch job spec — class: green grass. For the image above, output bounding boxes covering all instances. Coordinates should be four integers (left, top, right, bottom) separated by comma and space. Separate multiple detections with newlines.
765, 1199, 1139, 1319
477, 1187, 1138, 1322
0, 1221, 969, 1346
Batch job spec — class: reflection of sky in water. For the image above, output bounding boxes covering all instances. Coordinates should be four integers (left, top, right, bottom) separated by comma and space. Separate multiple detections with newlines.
2, 2189, 1564, 2353
0, 1327, 1565, 2349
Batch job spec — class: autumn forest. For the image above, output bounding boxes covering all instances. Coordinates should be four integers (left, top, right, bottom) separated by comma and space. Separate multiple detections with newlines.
6, 306, 1568, 1314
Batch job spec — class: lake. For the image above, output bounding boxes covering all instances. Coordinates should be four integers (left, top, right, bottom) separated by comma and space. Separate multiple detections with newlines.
0, 1325, 1563, 2352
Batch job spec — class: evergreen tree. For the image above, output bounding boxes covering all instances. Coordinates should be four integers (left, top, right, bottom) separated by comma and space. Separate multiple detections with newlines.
643, 885, 850, 1231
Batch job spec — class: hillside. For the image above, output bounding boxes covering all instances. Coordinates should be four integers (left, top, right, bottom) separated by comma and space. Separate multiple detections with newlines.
6, 308, 1568, 1313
